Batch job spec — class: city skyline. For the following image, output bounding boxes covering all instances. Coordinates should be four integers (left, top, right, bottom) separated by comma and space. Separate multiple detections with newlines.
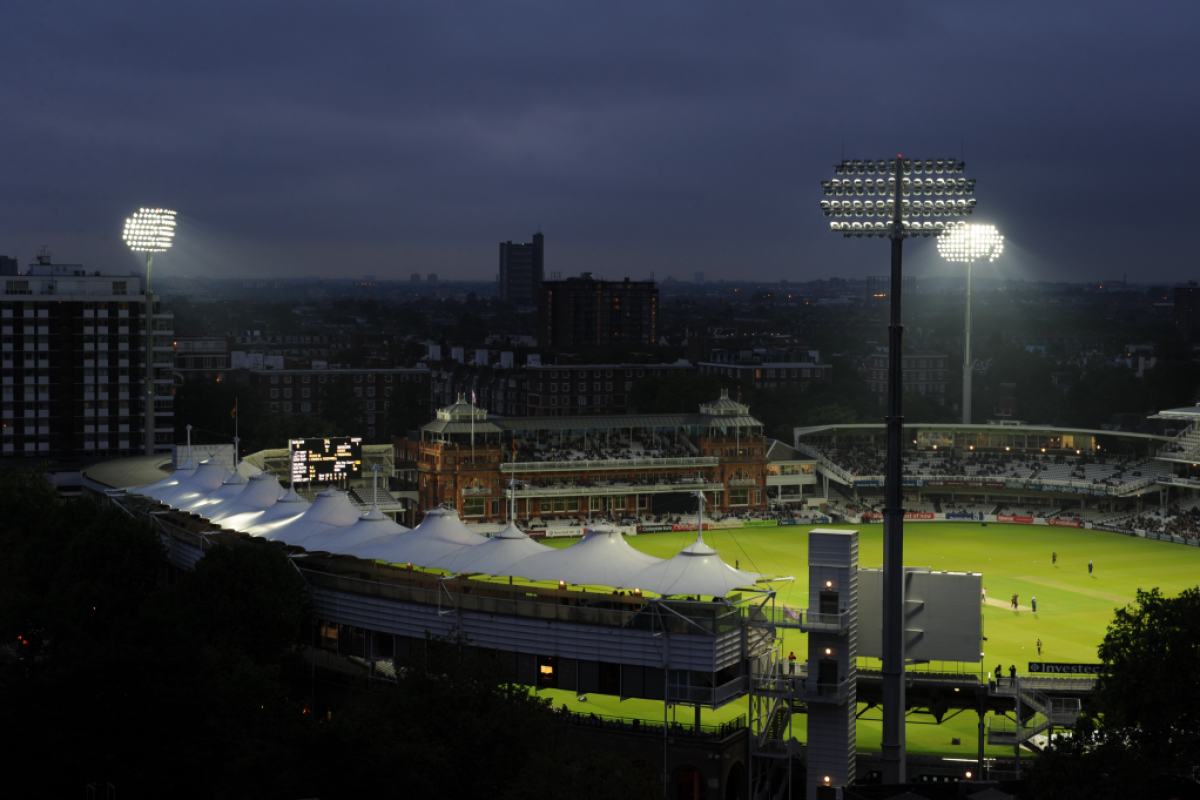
3, 1, 1195, 283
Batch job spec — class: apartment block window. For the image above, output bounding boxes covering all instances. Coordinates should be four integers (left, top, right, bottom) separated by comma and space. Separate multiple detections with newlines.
301, 403, 311, 412
284, 403, 292, 412
550, 383, 557, 392
270, 389, 279, 399
319, 375, 327, 383
302, 376, 311, 384
605, 382, 612, 391
578, 383, 586, 392
355, 388, 362, 397
355, 374, 363, 383
367, 387, 375, 397
301, 389, 310, 399
284, 389, 292, 398
271, 376, 279, 384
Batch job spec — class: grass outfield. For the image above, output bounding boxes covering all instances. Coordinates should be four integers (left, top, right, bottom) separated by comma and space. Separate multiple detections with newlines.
519, 522, 1200, 757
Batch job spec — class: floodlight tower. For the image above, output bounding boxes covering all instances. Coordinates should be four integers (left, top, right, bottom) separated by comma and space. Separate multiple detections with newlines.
820, 157, 979, 786
937, 224, 1003, 425
123, 208, 177, 455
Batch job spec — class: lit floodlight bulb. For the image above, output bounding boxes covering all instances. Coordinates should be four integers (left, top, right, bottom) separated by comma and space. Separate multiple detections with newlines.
936, 223, 1004, 263
123, 208, 177, 253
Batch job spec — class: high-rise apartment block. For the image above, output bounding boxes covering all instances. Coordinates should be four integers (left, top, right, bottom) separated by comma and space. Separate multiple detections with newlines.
537, 273, 658, 350
498, 233, 544, 306
2, 255, 173, 462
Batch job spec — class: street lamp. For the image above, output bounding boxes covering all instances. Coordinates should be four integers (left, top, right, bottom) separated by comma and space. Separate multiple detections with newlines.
123, 208, 177, 455
820, 157, 980, 785
937, 223, 1003, 425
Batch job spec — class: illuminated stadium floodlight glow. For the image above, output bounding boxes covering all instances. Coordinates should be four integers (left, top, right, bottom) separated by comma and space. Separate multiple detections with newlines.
819, 157, 982, 788
123, 207, 177, 252
123, 208, 177, 456
938, 224, 1004, 426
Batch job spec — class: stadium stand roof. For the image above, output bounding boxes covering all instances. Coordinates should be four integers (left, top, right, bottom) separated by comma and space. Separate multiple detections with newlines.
430, 522, 553, 576
512, 526, 662, 588
630, 535, 762, 597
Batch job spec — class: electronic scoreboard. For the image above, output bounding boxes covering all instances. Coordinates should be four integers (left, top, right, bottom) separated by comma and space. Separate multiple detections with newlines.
289, 437, 363, 483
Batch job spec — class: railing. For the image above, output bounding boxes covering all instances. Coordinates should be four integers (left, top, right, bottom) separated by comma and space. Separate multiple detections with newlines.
799, 609, 851, 634
728, 478, 758, 486
799, 677, 851, 705
793, 441, 854, 483
300, 568, 745, 635
502, 456, 718, 473
1157, 423, 1200, 461
507, 482, 725, 497
461, 487, 491, 495
567, 711, 746, 740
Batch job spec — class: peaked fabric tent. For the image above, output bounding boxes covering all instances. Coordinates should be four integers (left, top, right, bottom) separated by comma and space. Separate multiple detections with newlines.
153, 460, 232, 507
222, 486, 309, 533
177, 472, 249, 514
630, 535, 760, 598
302, 505, 410, 552
255, 489, 361, 544
511, 526, 662, 588
207, 473, 285, 523
430, 522, 552, 575
347, 507, 485, 566
130, 459, 197, 499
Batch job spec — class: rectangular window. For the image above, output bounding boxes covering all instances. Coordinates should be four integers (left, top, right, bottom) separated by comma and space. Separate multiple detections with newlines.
730, 488, 750, 506
589, 496, 603, 512
462, 497, 485, 517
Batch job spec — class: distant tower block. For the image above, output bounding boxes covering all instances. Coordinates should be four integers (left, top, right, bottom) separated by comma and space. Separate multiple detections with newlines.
801, 528, 858, 800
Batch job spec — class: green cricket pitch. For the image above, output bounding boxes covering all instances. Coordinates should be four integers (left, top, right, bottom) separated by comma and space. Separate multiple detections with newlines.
518, 522, 1200, 758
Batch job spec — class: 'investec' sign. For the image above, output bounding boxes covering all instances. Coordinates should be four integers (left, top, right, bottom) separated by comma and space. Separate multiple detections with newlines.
1028, 662, 1108, 675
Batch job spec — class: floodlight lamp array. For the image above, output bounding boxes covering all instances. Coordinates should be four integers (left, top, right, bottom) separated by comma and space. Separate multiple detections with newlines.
936, 223, 1004, 263
829, 219, 967, 238
123, 208, 177, 253
821, 159, 978, 238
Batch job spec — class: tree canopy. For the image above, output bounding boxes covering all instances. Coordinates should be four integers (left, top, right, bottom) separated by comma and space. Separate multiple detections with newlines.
1027, 587, 1200, 799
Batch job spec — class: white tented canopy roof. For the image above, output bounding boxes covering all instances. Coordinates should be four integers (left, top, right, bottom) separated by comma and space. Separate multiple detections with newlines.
223, 487, 309, 533
302, 506, 411, 552
177, 472, 249, 514
251, 489, 360, 544
348, 507, 485, 566
630, 535, 761, 598
152, 460, 232, 507
131, 459, 197, 499
207, 473, 284, 523
511, 526, 662, 588
430, 522, 553, 575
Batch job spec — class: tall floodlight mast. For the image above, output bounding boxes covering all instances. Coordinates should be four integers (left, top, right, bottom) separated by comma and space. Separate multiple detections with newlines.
123, 208, 177, 455
937, 224, 1003, 425
821, 157, 979, 786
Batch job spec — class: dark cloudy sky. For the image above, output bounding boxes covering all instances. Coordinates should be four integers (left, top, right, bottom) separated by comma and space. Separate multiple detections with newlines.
2, 1, 1195, 284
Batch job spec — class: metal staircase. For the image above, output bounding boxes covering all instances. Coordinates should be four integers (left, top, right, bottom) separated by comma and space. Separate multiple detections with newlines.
987, 681, 1081, 748
748, 645, 802, 799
